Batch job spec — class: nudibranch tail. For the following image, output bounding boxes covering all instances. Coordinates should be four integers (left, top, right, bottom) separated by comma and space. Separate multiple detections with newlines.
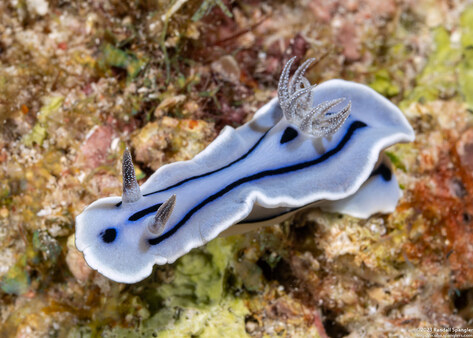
278, 57, 352, 138
148, 194, 176, 235
122, 148, 142, 204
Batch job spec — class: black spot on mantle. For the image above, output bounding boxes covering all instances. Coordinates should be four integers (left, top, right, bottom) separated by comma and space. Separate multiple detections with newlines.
280, 127, 298, 144
101, 228, 117, 243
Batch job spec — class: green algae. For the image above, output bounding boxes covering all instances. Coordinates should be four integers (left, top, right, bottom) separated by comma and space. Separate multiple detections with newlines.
101, 298, 248, 338
401, 27, 461, 110
22, 124, 47, 147
155, 238, 234, 308
369, 70, 400, 98
459, 7, 473, 110
96, 237, 249, 337
385, 150, 407, 172
22, 96, 64, 147
37, 96, 64, 124
0, 240, 38, 295
143, 298, 248, 338
134, 166, 146, 181
401, 7, 473, 110
32, 230, 62, 265
1, 255, 30, 295
99, 43, 148, 81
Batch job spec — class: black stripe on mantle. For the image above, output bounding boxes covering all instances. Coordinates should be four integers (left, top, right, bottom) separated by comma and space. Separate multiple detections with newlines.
148, 120, 367, 246
143, 128, 273, 197
240, 157, 391, 225
125, 127, 272, 220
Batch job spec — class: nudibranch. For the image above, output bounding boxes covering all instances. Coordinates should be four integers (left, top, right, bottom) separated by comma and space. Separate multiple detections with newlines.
75, 58, 414, 283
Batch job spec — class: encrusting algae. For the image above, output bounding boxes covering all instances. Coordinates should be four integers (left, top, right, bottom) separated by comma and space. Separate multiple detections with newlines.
1, 0, 473, 336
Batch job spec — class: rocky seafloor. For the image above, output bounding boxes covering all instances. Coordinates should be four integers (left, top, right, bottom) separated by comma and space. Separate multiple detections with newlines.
1, 0, 473, 337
